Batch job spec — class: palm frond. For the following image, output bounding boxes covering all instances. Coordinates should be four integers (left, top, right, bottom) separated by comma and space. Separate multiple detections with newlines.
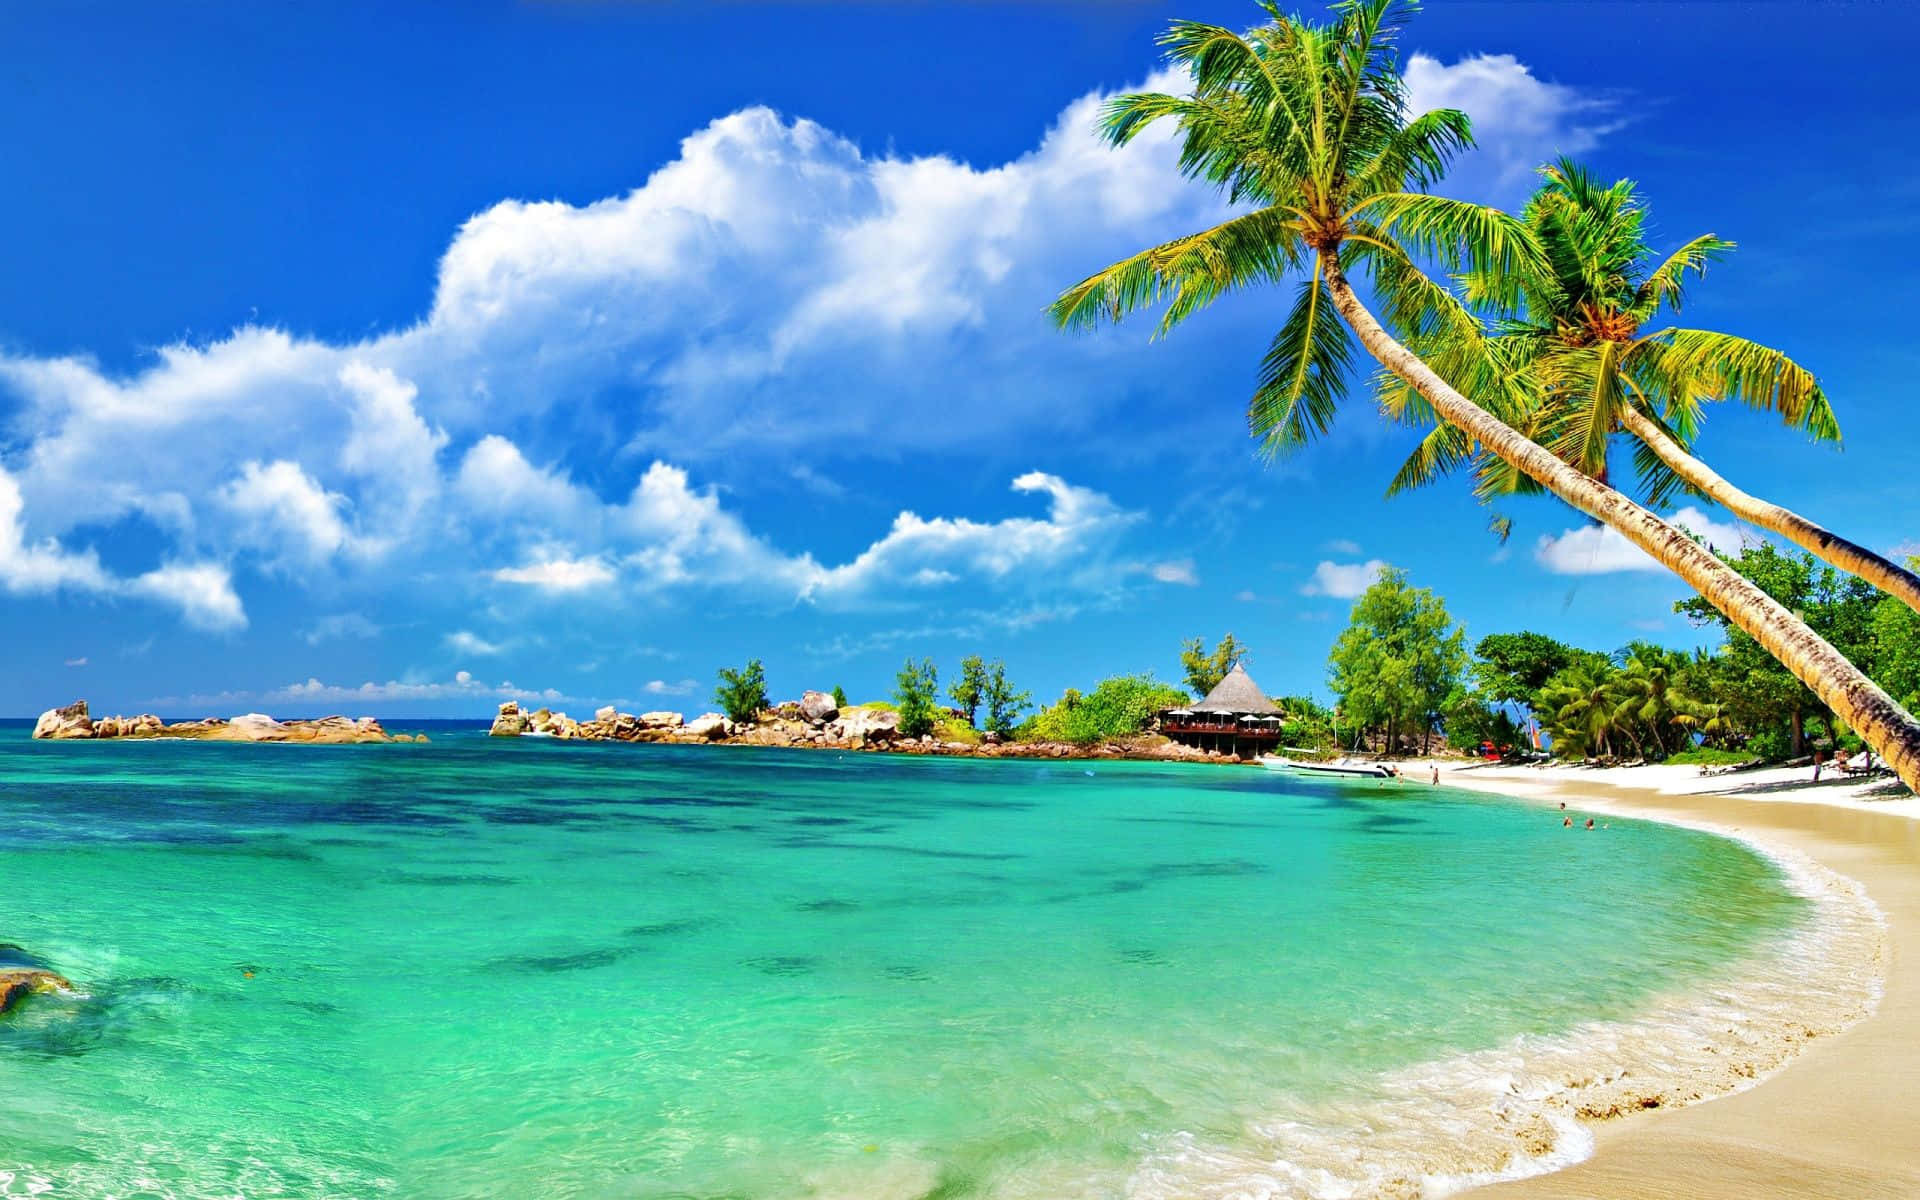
1386, 420, 1477, 494
1348, 192, 1539, 307
1652, 329, 1839, 442
1249, 270, 1357, 455
1049, 207, 1302, 335
1629, 233, 1733, 319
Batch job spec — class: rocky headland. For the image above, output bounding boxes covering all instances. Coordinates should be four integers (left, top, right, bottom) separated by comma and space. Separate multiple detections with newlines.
32, 700, 418, 744
488, 691, 1238, 763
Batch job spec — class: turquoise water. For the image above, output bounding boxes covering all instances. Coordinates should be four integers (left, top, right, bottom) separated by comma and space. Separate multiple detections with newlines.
0, 729, 1805, 1198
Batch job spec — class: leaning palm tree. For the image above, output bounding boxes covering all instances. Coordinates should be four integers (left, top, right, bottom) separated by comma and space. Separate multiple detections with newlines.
1383, 159, 1920, 615
1048, 0, 1920, 788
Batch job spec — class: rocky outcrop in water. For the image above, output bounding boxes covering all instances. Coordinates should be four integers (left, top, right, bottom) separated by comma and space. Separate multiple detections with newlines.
32, 700, 397, 744
0, 945, 73, 1015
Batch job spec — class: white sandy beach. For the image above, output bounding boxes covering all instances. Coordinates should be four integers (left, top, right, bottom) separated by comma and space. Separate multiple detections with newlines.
1420, 759, 1920, 1198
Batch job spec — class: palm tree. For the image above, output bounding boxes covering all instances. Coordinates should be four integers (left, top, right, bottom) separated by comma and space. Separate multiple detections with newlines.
1049, 0, 1920, 788
1538, 659, 1619, 760
1384, 159, 1920, 616
1609, 644, 1689, 759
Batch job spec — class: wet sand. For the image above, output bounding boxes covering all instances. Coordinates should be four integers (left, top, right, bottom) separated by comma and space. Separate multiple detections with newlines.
1435, 763, 1920, 1199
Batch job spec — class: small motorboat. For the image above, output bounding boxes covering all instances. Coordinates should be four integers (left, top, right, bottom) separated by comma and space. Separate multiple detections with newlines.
1261, 755, 1395, 779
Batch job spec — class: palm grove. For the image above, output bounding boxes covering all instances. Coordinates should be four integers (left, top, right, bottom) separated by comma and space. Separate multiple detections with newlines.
1051, 0, 1920, 790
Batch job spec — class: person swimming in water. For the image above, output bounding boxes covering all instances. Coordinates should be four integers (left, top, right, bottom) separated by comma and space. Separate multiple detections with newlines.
1585, 818, 1595, 830
1563, 816, 1573, 827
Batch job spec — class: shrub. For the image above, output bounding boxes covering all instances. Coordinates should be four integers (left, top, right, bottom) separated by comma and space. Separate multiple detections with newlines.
1665, 746, 1759, 767
831, 684, 849, 708
713, 659, 768, 724
933, 716, 983, 745
1025, 673, 1189, 745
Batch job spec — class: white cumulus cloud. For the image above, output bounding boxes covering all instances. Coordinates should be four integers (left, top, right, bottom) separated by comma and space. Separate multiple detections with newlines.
1302, 559, 1391, 598
0, 52, 1604, 636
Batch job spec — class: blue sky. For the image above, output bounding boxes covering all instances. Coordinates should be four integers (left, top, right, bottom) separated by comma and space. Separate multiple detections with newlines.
2, 0, 1917, 717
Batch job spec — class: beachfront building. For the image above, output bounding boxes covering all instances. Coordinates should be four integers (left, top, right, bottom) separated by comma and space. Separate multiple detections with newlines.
1159, 663, 1284, 759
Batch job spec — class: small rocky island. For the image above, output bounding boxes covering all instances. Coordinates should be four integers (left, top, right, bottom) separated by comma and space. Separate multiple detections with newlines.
32, 700, 416, 744
488, 691, 1228, 762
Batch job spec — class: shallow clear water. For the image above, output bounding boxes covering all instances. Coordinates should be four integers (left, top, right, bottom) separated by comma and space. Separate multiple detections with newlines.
0, 728, 1804, 1198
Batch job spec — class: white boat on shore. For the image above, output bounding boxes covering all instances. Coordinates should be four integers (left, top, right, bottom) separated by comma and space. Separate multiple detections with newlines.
1261, 755, 1395, 779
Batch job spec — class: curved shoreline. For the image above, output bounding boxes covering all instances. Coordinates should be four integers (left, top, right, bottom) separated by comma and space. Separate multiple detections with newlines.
1438, 765, 1920, 1199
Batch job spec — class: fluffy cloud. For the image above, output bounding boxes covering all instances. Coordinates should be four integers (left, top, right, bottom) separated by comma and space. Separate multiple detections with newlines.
492, 555, 618, 592
128, 563, 248, 632
1301, 559, 1391, 598
642, 678, 698, 696
0, 466, 245, 631
0, 54, 1600, 634
1404, 53, 1616, 199
219, 460, 362, 567
1533, 507, 1755, 575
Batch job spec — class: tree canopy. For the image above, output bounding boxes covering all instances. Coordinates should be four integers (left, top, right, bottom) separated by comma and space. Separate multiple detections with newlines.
1180, 634, 1249, 699
1326, 567, 1466, 752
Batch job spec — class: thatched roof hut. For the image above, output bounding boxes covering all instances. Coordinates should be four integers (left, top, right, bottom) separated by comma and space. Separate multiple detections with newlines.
1191, 662, 1280, 715
1160, 663, 1283, 759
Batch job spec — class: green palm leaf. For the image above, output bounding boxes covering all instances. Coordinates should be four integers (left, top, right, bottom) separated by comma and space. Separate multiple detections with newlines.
1249, 270, 1357, 454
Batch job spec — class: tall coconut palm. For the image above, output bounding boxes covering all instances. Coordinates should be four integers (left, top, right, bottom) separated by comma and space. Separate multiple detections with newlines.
1383, 159, 1920, 615
1048, 0, 1920, 788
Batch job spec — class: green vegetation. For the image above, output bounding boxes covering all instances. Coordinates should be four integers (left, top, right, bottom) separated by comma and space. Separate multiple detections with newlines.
1024, 674, 1189, 746
1327, 568, 1466, 754
1675, 544, 1913, 757
894, 658, 941, 739
1666, 746, 1756, 767
1275, 694, 1337, 752
831, 685, 848, 709
1179, 634, 1248, 699
980, 661, 1032, 737
713, 659, 768, 724
949, 655, 988, 727
1048, 0, 1920, 788
933, 717, 984, 746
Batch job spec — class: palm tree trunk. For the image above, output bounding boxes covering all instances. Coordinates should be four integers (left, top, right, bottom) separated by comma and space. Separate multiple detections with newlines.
1320, 253, 1920, 792
1616, 401, 1920, 615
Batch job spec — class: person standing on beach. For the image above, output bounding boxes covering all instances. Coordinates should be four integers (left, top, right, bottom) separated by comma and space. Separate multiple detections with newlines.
1430, 765, 1439, 785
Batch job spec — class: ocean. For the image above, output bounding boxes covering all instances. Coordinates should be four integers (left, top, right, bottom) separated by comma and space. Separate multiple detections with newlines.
0, 726, 1825, 1198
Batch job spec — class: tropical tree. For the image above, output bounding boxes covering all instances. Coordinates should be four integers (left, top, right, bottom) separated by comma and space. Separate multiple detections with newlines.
1326, 567, 1466, 753
949, 654, 990, 727
714, 659, 769, 724
981, 661, 1033, 736
1471, 630, 1588, 712
1382, 159, 1920, 616
1049, 0, 1920, 787
1537, 658, 1622, 759
1608, 644, 1692, 759
1180, 633, 1249, 698
895, 658, 941, 738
